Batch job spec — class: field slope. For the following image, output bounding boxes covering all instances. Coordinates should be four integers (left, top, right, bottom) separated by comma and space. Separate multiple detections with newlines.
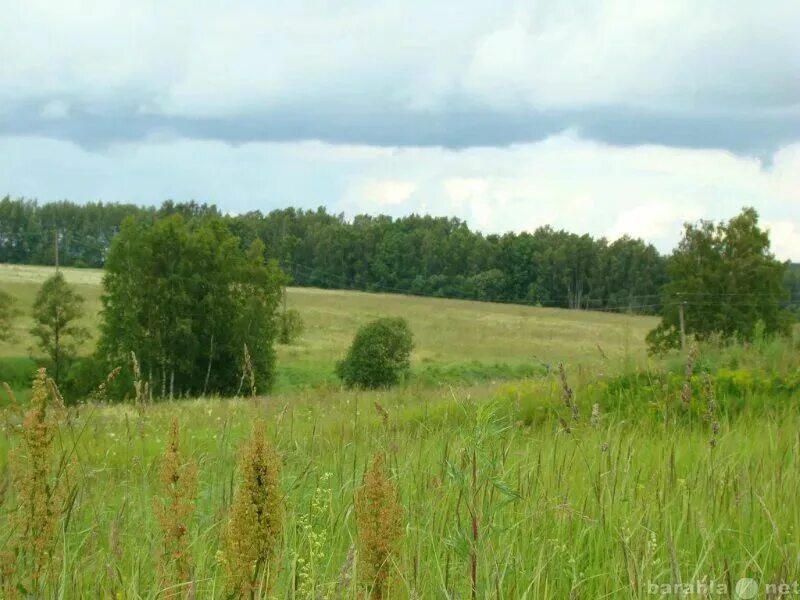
0, 263, 658, 389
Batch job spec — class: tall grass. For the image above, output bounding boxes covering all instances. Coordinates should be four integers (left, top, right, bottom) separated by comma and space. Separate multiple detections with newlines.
0, 337, 799, 597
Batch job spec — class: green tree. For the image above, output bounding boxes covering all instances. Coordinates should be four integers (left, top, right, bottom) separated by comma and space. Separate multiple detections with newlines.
647, 208, 791, 353
14, 196, 792, 318
0, 289, 17, 341
784, 263, 800, 319
30, 272, 89, 384
98, 215, 284, 398
336, 317, 414, 389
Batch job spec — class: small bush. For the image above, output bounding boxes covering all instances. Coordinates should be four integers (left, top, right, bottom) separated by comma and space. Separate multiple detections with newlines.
278, 308, 304, 344
0, 357, 38, 390
0, 290, 18, 342
336, 317, 413, 389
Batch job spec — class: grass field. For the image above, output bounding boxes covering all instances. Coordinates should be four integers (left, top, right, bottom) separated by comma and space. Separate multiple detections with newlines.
0, 263, 658, 390
2, 263, 799, 598
0, 339, 798, 598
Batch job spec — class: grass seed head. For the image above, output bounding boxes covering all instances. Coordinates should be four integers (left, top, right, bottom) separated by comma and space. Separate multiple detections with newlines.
223, 421, 283, 597
2, 369, 71, 597
153, 418, 198, 595
356, 452, 403, 599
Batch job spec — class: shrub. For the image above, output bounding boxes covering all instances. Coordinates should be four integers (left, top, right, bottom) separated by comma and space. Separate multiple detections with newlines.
0, 289, 17, 342
336, 317, 413, 389
0, 357, 37, 390
278, 308, 304, 344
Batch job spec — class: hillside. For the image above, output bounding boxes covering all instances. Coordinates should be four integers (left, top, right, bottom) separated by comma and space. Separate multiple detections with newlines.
0, 263, 658, 390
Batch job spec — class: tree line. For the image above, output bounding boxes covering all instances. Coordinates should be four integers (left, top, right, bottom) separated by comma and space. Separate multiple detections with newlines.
1, 196, 798, 316
1, 196, 669, 313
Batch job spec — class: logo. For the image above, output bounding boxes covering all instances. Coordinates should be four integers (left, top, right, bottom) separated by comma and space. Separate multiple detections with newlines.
734, 578, 758, 599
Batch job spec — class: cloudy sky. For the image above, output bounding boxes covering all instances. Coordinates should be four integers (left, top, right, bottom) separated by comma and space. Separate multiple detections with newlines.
2, 0, 799, 258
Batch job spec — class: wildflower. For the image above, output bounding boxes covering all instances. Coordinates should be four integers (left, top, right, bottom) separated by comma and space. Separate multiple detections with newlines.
295, 472, 332, 597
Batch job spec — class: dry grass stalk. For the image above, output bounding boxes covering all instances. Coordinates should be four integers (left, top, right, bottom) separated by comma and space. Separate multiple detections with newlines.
356, 452, 403, 599
222, 422, 282, 597
93, 366, 121, 404
374, 401, 389, 427
680, 345, 698, 409
558, 363, 579, 422
154, 418, 198, 596
236, 344, 257, 399
590, 403, 601, 429
0, 464, 8, 508
558, 417, 572, 434
1, 368, 71, 597
336, 544, 357, 596
132, 352, 150, 409
702, 373, 720, 448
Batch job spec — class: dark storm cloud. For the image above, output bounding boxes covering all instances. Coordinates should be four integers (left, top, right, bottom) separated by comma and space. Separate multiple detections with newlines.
4, 102, 799, 155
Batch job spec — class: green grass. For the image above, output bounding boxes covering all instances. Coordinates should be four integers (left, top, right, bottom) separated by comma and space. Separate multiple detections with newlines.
3, 262, 799, 597
0, 263, 658, 391
1, 345, 799, 597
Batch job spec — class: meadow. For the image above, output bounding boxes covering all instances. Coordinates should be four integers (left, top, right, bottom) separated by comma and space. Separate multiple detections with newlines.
0, 263, 656, 392
1, 263, 799, 598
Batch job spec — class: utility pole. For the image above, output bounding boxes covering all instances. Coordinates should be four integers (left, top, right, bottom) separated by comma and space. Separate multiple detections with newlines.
678, 297, 687, 351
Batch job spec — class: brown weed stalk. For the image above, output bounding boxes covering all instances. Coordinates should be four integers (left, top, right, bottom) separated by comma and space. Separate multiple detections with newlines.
154, 418, 198, 596
702, 373, 720, 448
356, 452, 403, 599
1, 368, 72, 597
222, 422, 283, 597
132, 352, 150, 409
680, 345, 698, 409
558, 363, 579, 422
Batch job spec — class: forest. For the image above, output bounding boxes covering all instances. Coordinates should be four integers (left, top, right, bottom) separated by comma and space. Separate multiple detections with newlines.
2, 196, 798, 316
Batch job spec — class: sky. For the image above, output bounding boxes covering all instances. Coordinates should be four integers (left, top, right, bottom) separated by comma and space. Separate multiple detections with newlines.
1, 0, 799, 258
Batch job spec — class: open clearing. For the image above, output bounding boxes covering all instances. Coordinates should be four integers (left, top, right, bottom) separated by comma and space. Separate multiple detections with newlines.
0, 263, 658, 388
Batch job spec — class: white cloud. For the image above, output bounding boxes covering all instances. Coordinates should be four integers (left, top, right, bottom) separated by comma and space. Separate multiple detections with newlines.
3, 133, 798, 259
606, 202, 704, 242
1, 0, 797, 117
360, 180, 416, 207
765, 221, 800, 262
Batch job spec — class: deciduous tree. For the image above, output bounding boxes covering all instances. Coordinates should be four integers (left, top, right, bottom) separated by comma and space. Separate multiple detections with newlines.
30, 272, 89, 385
98, 215, 284, 398
647, 207, 791, 353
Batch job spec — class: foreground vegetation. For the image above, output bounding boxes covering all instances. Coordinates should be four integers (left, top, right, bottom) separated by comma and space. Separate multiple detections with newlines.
1, 335, 799, 597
